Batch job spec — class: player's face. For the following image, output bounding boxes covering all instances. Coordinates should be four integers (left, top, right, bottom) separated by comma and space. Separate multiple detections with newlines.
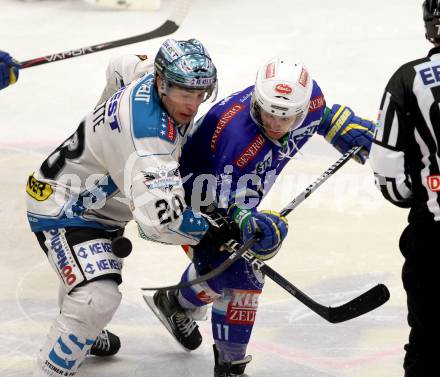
260, 110, 298, 139
159, 79, 210, 124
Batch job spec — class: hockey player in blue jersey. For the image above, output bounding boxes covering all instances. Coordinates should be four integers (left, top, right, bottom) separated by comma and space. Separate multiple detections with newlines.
97, 52, 374, 375
145, 56, 375, 377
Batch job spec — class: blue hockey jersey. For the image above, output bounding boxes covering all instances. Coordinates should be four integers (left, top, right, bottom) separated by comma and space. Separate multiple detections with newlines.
180, 81, 327, 211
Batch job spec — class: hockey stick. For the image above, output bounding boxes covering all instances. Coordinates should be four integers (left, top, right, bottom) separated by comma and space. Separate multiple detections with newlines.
142, 146, 390, 322
220, 145, 390, 322
239, 249, 390, 323
141, 146, 363, 292
19, 0, 192, 69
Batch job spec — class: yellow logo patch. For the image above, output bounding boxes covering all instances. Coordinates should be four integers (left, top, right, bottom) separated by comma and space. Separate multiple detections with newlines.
26, 175, 53, 201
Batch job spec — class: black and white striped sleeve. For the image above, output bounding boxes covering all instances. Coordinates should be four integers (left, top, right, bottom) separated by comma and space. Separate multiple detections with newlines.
369, 89, 413, 208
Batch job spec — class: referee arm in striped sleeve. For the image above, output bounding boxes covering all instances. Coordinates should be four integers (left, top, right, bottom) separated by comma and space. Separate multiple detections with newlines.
369, 88, 414, 208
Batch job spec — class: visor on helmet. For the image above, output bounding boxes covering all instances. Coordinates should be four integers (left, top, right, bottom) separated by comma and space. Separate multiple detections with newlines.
159, 75, 218, 104
159, 80, 217, 105
155, 38, 218, 102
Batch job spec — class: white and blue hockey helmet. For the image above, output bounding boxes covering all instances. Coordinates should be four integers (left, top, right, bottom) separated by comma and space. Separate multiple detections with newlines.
154, 38, 217, 101
251, 56, 313, 132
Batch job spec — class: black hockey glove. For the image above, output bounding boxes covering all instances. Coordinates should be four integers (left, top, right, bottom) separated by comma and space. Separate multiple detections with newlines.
198, 211, 240, 253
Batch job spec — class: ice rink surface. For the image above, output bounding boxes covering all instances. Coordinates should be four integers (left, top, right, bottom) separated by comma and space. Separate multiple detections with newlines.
0, 0, 428, 376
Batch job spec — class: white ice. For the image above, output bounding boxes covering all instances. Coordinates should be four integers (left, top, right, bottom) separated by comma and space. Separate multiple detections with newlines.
0, 0, 427, 376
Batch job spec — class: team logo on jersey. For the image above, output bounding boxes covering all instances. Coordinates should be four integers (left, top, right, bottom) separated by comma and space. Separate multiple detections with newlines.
275, 83, 292, 95
142, 166, 181, 192
427, 174, 440, 192
136, 55, 148, 61
226, 289, 261, 325
26, 174, 53, 201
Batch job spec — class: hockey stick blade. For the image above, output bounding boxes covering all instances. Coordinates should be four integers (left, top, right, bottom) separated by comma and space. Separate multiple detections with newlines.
20, 0, 192, 68
324, 283, 390, 323
241, 251, 390, 323
270, 264, 390, 323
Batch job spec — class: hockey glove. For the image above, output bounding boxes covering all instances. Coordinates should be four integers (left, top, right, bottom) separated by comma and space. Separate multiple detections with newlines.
319, 104, 375, 164
198, 211, 240, 253
229, 205, 288, 260
0, 51, 20, 90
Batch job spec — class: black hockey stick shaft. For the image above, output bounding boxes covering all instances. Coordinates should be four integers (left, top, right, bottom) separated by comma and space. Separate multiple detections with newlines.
19, 0, 192, 69
241, 249, 390, 323
141, 146, 362, 292
141, 237, 258, 291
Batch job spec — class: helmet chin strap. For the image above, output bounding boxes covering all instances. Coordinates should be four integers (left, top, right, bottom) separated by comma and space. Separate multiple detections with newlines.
251, 101, 293, 143
251, 102, 305, 158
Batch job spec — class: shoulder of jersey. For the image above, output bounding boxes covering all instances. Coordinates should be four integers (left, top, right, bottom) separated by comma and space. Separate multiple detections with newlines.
209, 86, 254, 154
128, 73, 178, 145
214, 85, 254, 108
308, 80, 326, 114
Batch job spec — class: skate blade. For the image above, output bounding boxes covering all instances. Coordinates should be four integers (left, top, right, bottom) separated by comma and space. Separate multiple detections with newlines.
142, 294, 191, 352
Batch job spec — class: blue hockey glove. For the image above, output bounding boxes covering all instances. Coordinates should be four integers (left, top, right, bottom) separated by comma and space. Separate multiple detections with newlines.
319, 104, 375, 164
0, 51, 20, 90
228, 205, 288, 260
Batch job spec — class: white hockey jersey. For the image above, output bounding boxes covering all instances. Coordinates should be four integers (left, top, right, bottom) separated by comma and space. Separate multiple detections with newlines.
26, 56, 209, 245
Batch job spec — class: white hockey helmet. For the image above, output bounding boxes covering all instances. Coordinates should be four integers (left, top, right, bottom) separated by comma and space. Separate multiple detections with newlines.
251, 56, 313, 132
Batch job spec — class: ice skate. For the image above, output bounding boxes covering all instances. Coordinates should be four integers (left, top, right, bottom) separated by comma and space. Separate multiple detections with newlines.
90, 329, 121, 357
213, 344, 251, 377
143, 290, 202, 351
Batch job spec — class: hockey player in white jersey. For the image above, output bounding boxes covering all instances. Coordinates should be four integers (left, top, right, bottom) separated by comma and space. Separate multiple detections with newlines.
25, 38, 243, 377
